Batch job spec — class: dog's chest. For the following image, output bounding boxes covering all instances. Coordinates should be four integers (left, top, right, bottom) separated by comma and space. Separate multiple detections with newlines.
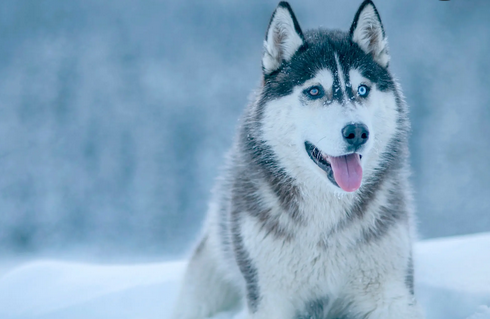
241, 209, 352, 295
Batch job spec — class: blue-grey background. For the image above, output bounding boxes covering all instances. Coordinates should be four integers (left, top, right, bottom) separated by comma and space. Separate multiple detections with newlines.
0, 0, 489, 258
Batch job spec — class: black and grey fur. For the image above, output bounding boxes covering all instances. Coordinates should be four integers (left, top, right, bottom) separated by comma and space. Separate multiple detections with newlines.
173, 1, 423, 318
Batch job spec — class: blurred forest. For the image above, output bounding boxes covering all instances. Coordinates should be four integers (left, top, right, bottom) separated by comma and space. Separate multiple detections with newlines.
0, 0, 489, 258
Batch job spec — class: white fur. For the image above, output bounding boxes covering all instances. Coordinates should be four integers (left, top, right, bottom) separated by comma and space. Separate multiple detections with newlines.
334, 53, 347, 101
351, 3, 390, 67
263, 6, 304, 74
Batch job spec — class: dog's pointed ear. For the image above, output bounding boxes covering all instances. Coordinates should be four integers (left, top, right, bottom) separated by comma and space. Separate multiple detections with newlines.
350, 0, 390, 68
262, 2, 305, 75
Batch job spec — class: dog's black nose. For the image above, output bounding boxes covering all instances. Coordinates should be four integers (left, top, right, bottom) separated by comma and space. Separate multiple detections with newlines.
342, 123, 369, 148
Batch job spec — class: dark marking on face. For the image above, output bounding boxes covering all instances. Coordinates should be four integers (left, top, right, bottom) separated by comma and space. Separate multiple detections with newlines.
259, 29, 396, 108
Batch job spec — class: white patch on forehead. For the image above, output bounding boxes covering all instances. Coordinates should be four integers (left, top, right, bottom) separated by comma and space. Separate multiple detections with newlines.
304, 68, 334, 89
334, 53, 347, 93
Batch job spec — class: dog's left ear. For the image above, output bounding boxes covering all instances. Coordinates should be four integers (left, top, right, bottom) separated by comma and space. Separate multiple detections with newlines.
350, 0, 390, 68
263, 2, 305, 75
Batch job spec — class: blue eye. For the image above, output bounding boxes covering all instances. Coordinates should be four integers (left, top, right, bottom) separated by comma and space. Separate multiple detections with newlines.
304, 86, 324, 99
357, 84, 370, 97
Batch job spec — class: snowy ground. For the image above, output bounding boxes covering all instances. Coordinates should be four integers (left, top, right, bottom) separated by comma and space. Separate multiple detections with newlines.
0, 233, 489, 319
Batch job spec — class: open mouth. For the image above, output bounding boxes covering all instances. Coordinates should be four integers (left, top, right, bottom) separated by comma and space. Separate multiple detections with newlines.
305, 141, 363, 192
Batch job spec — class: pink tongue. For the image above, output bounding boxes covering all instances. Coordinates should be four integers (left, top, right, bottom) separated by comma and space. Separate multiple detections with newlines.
328, 154, 362, 192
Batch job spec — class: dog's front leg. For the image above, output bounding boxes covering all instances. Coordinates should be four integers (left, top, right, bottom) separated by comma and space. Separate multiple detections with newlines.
346, 280, 424, 319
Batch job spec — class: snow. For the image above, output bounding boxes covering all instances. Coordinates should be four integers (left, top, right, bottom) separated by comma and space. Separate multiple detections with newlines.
415, 233, 490, 319
0, 233, 489, 319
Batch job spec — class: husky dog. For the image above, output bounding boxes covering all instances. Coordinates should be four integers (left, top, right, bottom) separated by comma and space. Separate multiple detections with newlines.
173, 1, 423, 318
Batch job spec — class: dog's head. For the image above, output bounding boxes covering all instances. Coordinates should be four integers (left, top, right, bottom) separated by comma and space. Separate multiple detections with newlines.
256, 1, 405, 193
